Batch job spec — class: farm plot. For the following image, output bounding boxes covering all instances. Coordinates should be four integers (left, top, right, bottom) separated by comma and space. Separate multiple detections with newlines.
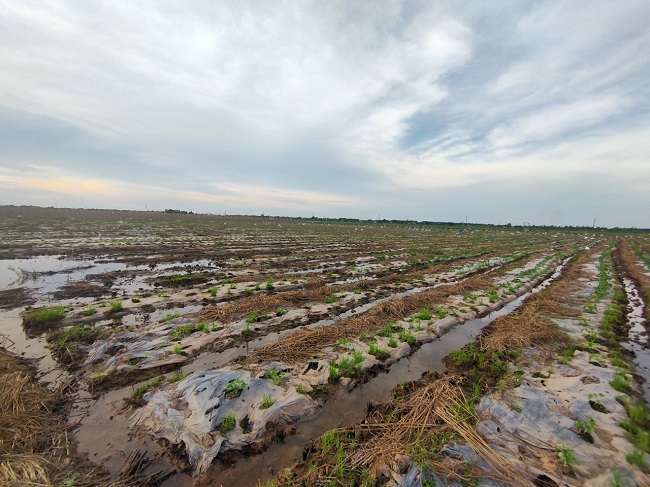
0, 209, 613, 485
273, 241, 650, 487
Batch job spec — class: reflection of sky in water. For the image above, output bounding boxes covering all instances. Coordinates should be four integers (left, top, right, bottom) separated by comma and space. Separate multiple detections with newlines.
621, 277, 650, 403
0, 256, 218, 294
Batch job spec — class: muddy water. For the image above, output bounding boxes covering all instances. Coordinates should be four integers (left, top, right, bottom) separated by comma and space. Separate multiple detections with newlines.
621, 276, 650, 403
164, 264, 564, 487
0, 307, 72, 388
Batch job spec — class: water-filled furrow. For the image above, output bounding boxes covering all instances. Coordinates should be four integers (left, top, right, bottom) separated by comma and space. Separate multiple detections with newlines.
620, 276, 650, 403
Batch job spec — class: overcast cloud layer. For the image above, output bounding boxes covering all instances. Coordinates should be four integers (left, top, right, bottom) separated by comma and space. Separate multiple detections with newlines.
1, 1, 649, 227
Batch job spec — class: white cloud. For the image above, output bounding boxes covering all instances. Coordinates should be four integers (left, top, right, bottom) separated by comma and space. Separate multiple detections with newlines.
0, 1, 649, 226
487, 94, 629, 149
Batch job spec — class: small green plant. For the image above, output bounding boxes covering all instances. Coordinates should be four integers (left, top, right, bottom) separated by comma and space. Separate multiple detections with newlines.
338, 356, 361, 377
109, 299, 123, 312
583, 328, 598, 344
196, 321, 208, 332
399, 330, 416, 345
433, 305, 447, 319
296, 383, 305, 394
267, 368, 285, 385
170, 323, 196, 339
611, 355, 628, 369
173, 344, 183, 354
388, 336, 398, 348
556, 444, 578, 467
265, 278, 275, 291
623, 400, 649, 425
336, 337, 352, 346
611, 371, 631, 393
368, 343, 389, 361
130, 375, 165, 402
260, 394, 275, 409
509, 401, 522, 413
246, 311, 259, 324
377, 322, 395, 337
219, 412, 236, 433
324, 294, 339, 304
161, 312, 180, 322
276, 307, 287, 315
449, 397, 477, 424
414, 306, 432, 321
559, 345, 577, 362
224, 378, 247, 396
575, 417, 596, 436
209, 286, 217, 297
321, 429, 340, 456
24, 305, 66, 326
487, 287, 499, 303
351, 349, 364, 364
625, 449, 648, 472
583, 303, 597, 313
169, 369, 190, 383
81, 307, 97, 316
611, 468, 624, 487
329, 362, 340, 381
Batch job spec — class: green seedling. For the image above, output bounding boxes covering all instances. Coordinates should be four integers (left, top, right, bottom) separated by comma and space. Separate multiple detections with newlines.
260, 394, 274, 409
219, 412, 236, 433
556, 444, 578, 467
224, 378, 247, 396
161, 312, 180, 322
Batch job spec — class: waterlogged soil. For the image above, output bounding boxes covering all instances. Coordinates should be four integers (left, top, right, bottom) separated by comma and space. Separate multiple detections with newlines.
1, 207, 629, 486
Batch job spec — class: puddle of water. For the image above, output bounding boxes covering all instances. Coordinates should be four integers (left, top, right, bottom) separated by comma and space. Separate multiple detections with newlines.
0, 308, 73, 388
0, 256, 149, 294
0, 256, 221, 296
621, 277, 650, 403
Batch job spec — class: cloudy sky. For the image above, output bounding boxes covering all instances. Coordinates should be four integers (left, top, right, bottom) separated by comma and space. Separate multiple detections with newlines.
1, 1, 649, 227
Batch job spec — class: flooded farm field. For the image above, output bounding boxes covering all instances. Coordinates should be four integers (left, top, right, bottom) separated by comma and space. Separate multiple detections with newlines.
2, 207, 649, 486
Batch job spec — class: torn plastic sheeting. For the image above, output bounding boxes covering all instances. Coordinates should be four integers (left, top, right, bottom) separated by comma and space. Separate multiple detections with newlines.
398, 464, 448, 487
477, 385, 581, 446
131, 369, 317, 474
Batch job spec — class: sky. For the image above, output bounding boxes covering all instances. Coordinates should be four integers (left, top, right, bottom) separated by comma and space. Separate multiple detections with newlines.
1, 1, 649, 228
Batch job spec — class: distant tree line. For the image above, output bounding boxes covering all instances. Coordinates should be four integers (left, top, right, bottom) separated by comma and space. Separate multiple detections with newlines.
0, 205, 647, 232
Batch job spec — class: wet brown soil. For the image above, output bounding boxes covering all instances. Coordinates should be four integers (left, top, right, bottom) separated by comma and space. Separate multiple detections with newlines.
0, 286, 35, 309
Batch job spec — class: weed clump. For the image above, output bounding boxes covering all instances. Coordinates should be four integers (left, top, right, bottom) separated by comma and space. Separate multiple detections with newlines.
23, 305, 66, 333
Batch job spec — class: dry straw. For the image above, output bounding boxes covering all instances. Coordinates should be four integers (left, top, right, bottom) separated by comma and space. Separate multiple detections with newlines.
0, 349, 152, 487
246, 274, 495, 365
294, 375, 525, 486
